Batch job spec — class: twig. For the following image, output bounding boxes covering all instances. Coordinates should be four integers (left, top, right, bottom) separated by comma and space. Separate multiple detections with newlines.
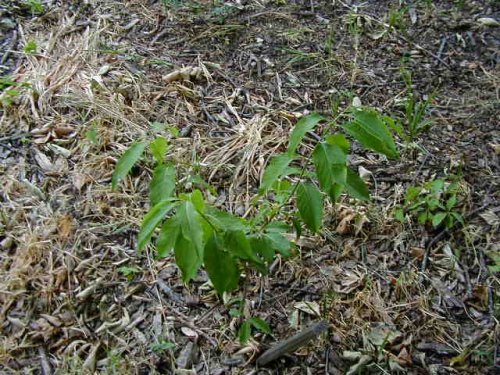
436, 36, 448, 62
256, 320, 328, 366
0, 132, 31, 142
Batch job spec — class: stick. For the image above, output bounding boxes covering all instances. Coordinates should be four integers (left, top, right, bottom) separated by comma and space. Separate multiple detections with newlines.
256, 320, 328, 366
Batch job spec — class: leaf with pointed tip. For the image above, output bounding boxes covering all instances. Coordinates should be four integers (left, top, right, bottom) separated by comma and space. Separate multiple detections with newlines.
312, 142, 347, 191
287, 113, 324, 155
239, 321, 251, 345
345, 168, 370, 201
326, 134, 350, 153
150, 136, 168, 164
343, 109, 399, 159
259, 153, 295, 194
138, 199, 178, 251
150, 164, 176, 206
249, 317, 271, 334
296, 182, 323, 233
176, 201, 205, 259
174, 234, 202, 282
112, 142, 146, 190
249, 235, 275, 263
190, 190, 205, 213
223, 230, 262, 264
328, 183, 344, 202
432, 212, 447, 227
204, 234, 240, 295
156, 216, 181, 257
204, 207, 250, 231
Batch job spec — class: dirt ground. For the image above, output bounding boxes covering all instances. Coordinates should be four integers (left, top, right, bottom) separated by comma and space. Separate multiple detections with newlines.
0, 0, 499, 374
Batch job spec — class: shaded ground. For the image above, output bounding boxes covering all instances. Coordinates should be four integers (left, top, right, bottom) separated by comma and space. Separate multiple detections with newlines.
0, 0, 499, 373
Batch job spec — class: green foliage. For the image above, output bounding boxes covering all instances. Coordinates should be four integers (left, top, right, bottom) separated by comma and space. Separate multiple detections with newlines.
343, 109, 399, 159
388, 65, 435, 145
296, 182, 323, 233
118, 266, 142, 281
395, 177, 465, 229
259, 154, 295, 194
23, 40, 38, 55
287, 113, 324, 155
151, 340, 175, 353
112, 142, 147, 190
24, 0, 44, 14
0, 76, 30, 108
387, 6, 408, 31
238, 317, 271, 345
113, 108, 398, 297
149, 164, 176, 205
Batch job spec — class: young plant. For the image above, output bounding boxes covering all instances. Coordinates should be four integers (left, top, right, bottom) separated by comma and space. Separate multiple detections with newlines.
238, 316, 271, 345
386, 65, 436, 147
113, 108, 399, 296
0, 76, 30, 108
395, 177, 465, 229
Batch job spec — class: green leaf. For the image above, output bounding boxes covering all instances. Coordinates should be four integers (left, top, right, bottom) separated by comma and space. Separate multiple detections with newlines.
249, 235, 275, 263
296, 182, 323, 233
312, 142, 347, 191
394, 208, 405, 222
451, 212, 464, 225
249, 317, 271, 334
156, 216, 181, 257
239, 321, 251, 345
446, 195, 457, 210
325, 134, 350, 153
418, 212, 428, 225
432, 212, 447, 227
264, 232, 293, 257
260, 154, 295, 193
204, 234, 240, 294
287, 113, 324, 155
138, 199, 178, 251
345, 168, 370, 201
405, 186, 422, 203
177, 201, 205, 259
151, 340, 175, 353
292, 216, 302, 239
150, 136, 168, 164
343, 109, 399, 159
328, 183, 344, 202
266, 221, 291, 233
150, 164, 176, 206
174, 234, 202, 282
190, 190, 205, 213
112, 142, 147, 190
428, 179, 444, 193
223, 230, 262, 264
204, 207, 250, 231
383, 115, 405, 139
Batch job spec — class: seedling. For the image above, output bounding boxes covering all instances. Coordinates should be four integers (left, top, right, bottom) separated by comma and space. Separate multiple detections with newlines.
24, 0, 44, 15
387, 65, 436, 147
118, 266, 142, 281
113, 108, 399, 297
395, 177, 465, 229
238, 317, 272, 345
151, 340, 175, 353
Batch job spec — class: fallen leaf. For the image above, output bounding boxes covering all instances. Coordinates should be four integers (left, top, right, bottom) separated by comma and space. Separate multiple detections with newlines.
57, 215, 74, 240
477, 17, 499, 27
181, 326, 198, 339
294, 301, 321, 317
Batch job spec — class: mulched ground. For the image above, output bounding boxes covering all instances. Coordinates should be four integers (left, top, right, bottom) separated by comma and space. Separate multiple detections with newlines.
0, 0, 499, 373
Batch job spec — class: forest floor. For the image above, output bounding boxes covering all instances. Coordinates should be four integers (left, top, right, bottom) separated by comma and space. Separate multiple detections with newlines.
0, 0, 499, 374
